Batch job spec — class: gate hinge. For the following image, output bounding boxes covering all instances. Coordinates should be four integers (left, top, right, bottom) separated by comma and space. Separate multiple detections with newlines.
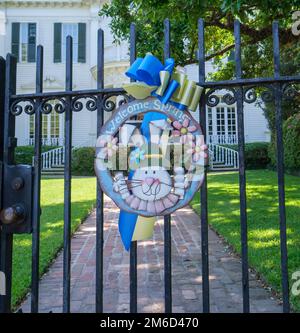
0, 164, 33, 234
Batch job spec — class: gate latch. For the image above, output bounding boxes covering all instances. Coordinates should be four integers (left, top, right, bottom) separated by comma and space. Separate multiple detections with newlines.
0, 164, 33, 234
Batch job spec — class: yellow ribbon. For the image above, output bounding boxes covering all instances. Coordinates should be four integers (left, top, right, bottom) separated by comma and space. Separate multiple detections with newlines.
123, 68, 203, 112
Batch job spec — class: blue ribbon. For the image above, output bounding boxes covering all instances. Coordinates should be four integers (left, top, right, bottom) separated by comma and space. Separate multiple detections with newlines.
126, 54, 174, 85
119, 54, 191, 250
125, 54, 182, 106
118, 111, 167, 251
118, 171, 136, 251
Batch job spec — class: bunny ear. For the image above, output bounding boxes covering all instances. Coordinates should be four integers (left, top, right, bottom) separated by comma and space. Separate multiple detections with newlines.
119, 124, 137, 146
150, 119, 172, 156
130, 127, 146, 147
149, 122, 162, 145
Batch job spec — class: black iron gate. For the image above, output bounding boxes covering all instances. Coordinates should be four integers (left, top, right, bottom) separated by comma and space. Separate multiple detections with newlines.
0, 18, 296, 313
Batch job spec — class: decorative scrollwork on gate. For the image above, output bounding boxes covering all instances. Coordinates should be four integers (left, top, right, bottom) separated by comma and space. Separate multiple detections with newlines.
205, 88, 221, 107
243, 86, 257, 104
243, 85, 275, 104
10, 98, 35, 116
282, 83, 300, 100
9, 91, 164, 116
222, 88, 237, 105
260, 86, 275, 103
118, 94, 132, 107
102, 92, 131, 112
205, 85, 278, 107
40, 97, 67, 114
205, 87, 237, 107
71, 95, 98, 112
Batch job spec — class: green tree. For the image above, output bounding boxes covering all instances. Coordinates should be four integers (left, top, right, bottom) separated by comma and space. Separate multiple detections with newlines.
100, 0, 300, 142
100, 0, 300, 77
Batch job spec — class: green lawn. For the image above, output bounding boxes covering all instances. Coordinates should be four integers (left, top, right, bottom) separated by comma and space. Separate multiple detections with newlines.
190, 170, 300, 312
12, 177, 96, 308
10, 171, 300, 311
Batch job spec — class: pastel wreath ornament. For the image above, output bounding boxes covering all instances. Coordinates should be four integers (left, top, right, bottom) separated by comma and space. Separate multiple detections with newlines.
96, 135, 118, 159
95, 54, 207, 250
172, 118, 197, 144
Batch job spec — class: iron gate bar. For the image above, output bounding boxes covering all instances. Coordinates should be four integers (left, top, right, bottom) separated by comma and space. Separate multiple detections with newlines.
0, 18, 296, 314
0, 57, 5, 311
63, 36, 73, 313
96, 28, 104, 313
31, 45, 43, 313
272, 21, 290, 313
163, 18, 172, 314
10, 88, 125, 100
9, 74, 300, 103
234, 20, 250, 313
0, 54, 17, 313
0, 57, 5, 163
129, 22, 138, 314
198, 18, 210, 313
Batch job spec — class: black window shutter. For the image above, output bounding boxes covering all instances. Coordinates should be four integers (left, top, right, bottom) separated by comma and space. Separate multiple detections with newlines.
78, 23, 86, 63
54, 23, 62, 63
11, 23, 20, 61
27, 23, 36, 62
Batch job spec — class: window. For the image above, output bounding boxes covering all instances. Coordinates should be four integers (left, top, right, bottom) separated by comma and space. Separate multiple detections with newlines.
227, 107, 236, 136
216, 107, 226, 135
206, 106, 237, 143
54, 23, 86, 63
207, 107, 213, 136
62, 24, 78, 62
29, 111, 63, 145
11, 22, 36, 63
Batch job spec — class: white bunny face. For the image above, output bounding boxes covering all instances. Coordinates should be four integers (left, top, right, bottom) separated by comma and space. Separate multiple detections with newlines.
131, 166, 172, 201
95, 98, 206, 217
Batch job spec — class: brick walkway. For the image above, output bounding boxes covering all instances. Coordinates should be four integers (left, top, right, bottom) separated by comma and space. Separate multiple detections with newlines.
21, 197, 282, 313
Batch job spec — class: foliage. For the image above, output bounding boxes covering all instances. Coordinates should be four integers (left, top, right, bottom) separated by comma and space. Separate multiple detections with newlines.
12, 178, 96, 308
72, 147, 95, 176
270, 113, 300, 171
283, 113, 300, 170
190, 170, 300, 312
15, 146, 58, 165
221, 142, 270, 169
100, 1, 300, 165
259, 44, 300, 140
100, 0, 300, 76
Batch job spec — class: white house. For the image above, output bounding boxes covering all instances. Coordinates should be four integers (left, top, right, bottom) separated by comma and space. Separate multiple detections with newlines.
0, 0, 270, 149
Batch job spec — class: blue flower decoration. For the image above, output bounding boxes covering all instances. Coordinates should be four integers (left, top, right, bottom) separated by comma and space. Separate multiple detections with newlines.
130, 147, 146, 165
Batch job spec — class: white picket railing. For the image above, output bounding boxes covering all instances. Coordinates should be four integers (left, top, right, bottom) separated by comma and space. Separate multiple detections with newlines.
207, 134, 237, 145
208, 143, 239, 170
38, 140, 94, 170
38, 143, 239, 171
39, 146, 65, 169
28, 137, 64, 146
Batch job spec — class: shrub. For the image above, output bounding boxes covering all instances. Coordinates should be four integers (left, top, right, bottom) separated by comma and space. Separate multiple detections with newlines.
72, 147, 95, 176
221, 142, 270, 169
268, 135, 276, 169
269, 113, 300, 172
15, 146, 58, 165
283, 113, 300, 171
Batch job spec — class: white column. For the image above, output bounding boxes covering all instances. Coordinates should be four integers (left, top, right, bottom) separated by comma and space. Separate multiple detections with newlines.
0, 8, 7, 57
89, 3, 100, 72
88, 4, 101, 144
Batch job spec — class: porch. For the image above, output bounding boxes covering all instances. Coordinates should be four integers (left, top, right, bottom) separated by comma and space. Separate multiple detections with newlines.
26, 135, 238, 147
